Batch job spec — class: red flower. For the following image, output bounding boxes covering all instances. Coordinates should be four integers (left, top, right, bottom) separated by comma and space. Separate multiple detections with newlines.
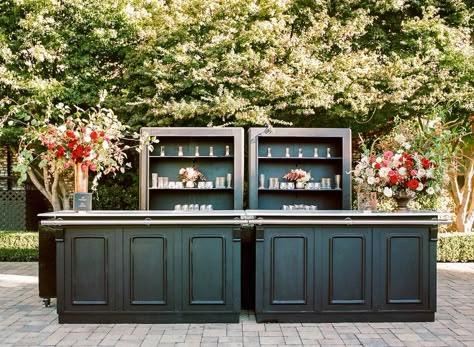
66, 129, 75, 139
389, 175, 398, 184
90, 131, 98, 140
374, 163, 381, 169
67, 140, 77, 150
407, 179, 419, 190
47, 143, 55, 150
56, 146, 65, 159
405, 160, 414, 169
421, 158, 431, 169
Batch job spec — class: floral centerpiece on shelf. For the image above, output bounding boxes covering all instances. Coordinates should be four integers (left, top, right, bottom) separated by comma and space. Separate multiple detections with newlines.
353, 131, 444, 208
178, 167, 206, 187
283, 168, 312, 188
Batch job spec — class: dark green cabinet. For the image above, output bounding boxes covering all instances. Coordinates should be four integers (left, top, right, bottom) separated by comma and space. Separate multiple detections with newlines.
139, 128, 244, 210
248, 128, 352, 210
56, 224, 241, 323
255, 224, 436, 322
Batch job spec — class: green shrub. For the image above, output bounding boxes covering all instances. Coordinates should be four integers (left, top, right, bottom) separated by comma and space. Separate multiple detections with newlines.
437, 232, 474, 262
0, 231, 38, 261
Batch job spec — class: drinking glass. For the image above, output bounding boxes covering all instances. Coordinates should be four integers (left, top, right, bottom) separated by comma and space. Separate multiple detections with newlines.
175, 181, 183, 189
205, 181, 213, 189
194, 146, 200, 156
327, 147, 331, 158
160, 146, 165, 156
168, 181, 176, 189
226, 173, 232, 188
298, 148, 303, 157
209, 146, 214, 156
285, 148, 290, 157
151, 173, 158, 188
287, 182, 295, 189
280, 182, 287, 190
267, 147, 272, 157
197, 181, 205, 189
225, 145, 230, 156
314, 148, 319, 157
259, 174, 265, 189
335, 174, 341, 189
178, 146, 183, 156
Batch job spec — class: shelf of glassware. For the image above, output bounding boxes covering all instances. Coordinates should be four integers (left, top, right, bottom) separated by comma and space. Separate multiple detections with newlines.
248, 128, 352, 210
140, 127, 244, 211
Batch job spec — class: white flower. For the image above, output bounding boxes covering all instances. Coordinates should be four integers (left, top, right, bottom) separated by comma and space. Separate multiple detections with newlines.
403, 142, 411, 150
379, 167, 391, 178
383, 187, 393, 197
375, 156, 383, 163
425, 169, 434, 179
58, 125, 66, 132
393, 154, 402, 163
179, 168, 185, 175
398, 167, 407, 176
102, 140, 109, 149
394, 134, 406, 144
83, 135, 91, 143
416, 182, 424, 191
417, 168, 426, 178
426, 187, 435, 195
367, 176, 376, 185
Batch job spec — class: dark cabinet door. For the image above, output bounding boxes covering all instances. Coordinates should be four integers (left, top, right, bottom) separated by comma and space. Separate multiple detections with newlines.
181, 227, 240, 312
63, 228, 119, 312
256, 227, 315, 313
123, 228, 176, 311
374, 227, 430, 311
320, 227, 372, 311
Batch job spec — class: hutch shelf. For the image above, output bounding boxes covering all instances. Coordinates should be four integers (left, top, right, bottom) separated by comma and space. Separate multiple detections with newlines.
248, 128, 352, 210
140, 127, 244, 210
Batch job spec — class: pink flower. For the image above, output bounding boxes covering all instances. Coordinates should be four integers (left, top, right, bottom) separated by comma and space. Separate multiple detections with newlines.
384, 151, 393, 158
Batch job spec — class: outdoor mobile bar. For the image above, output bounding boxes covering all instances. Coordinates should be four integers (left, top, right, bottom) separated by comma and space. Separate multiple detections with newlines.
39, 127, 450, 323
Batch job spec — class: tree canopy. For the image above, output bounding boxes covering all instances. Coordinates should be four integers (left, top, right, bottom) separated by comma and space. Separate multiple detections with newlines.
1, 0, 472, 132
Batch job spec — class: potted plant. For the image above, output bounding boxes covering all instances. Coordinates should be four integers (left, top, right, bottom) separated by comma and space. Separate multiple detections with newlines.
178, 167, 206, 188
283, 168, 312, 189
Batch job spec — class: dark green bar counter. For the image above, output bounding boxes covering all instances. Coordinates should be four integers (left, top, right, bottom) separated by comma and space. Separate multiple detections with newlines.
39, 210, 245, 324
247, 210, 450, 323
39, 210, 449, 324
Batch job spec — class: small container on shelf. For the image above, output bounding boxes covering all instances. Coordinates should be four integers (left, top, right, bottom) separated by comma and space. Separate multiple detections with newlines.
226, 173, 232, 188
267, 147, 272, 157
225, 145, 230, 156
209, 146, 214, 156
160, 146, 166, 156
259, 174, 265, 189
314, 148, 319, 157
298, 148, 303, 158
285, 148, 290, 157
335, 174, 341, 189
326, 147, 331, 158
151, 173, 158, 188
178, 146, 184, 156
195, 146, 200, 156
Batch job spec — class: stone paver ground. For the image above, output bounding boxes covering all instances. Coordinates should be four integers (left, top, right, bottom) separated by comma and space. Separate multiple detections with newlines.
0, 262, 473, 347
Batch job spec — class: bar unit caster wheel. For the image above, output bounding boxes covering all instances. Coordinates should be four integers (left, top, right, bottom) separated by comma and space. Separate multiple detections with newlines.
42, 298, 51, 307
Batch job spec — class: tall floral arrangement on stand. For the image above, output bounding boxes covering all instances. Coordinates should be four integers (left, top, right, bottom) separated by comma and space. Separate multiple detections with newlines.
8, 93, 157, 211
353, 130, 445, 210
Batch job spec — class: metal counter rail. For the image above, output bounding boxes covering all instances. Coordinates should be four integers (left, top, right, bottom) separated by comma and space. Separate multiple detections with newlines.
250, 218, 451, 226
41, 218, 246, 226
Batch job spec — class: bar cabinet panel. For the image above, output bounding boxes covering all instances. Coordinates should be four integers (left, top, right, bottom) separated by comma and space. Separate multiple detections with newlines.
123, 229, 176, 311
64, 228, 118, 312
320, 228, 372, 311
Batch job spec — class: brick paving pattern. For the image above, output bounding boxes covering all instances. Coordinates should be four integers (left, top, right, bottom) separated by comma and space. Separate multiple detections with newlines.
0, 262, 473, 346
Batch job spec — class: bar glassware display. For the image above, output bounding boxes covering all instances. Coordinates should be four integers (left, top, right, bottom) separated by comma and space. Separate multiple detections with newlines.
226, 173, 232, 188
259, 174, 265, 189
335, 175, 341, 189
151, 173, 158, 188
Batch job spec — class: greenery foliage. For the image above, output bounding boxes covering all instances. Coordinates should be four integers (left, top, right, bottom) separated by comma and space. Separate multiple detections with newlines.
438, 233, 474, 262
0, 231, 38, 261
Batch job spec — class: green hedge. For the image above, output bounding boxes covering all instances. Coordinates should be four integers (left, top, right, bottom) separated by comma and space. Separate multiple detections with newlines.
437, 232, 474, 262
0, 231, 38, 261
0, 230, 472, 263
